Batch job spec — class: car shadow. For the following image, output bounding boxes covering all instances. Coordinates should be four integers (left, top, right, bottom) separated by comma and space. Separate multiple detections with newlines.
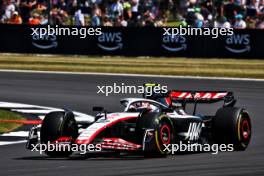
14, 151, 209, 161
14, 152, 148, 161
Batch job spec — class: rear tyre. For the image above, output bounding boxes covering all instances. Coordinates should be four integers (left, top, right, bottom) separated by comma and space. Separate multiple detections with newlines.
137, 112, 174, 157
213, 107, 251, 151
40, 111, 78, 157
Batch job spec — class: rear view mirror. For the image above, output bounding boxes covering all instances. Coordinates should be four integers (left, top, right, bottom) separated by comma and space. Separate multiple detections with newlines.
92, 107, 104, 112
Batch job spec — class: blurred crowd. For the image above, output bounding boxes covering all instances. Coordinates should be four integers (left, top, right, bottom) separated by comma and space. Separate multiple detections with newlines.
0, 0, 263, 28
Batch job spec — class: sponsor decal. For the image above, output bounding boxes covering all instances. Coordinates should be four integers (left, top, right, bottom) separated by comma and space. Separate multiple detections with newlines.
100, 138, 141, 150
225, 34, 250, 53
97, 32, 123, 51
162, 34, 187, 52
32, 34, 57, 49
76, 113, 138, 143
170, 91, 228, 100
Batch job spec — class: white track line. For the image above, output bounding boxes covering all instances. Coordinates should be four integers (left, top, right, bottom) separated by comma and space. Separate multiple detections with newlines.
0, 69, 263, 82
1, 131, 29, 137
0, 140, 26, 146
0, 101, 95, 121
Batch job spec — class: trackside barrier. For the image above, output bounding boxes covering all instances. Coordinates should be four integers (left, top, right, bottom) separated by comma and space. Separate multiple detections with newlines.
0, 25, 263, 58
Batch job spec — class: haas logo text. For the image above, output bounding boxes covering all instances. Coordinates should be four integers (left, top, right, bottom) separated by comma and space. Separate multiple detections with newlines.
185, 122, 202, 141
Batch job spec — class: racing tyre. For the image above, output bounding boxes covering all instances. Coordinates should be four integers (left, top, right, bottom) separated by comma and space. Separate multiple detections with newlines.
213, 107, 251, 151
137, 112, 174, 157
40, 111, 78, 157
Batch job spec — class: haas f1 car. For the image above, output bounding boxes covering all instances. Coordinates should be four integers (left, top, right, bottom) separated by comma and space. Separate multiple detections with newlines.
26, 90, 252, 157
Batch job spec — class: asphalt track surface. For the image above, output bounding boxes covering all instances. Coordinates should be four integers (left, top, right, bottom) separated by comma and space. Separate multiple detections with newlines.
0, 71, 263, 176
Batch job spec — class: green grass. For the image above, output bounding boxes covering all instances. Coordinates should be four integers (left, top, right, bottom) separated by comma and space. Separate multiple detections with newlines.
0, 54, 264, 78
0, 110, 26, 133
166, 21, 181, 27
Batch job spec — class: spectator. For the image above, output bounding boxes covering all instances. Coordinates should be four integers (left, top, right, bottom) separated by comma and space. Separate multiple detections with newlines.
116, 15, 128, 26
200, 2, 211, 20
224, 0, 240, 22
91, 5, 101, 26
74, 9, 85, 26
103, 16, 113, 26
130, 0, 139, 22
35, 1, 47, 13
214, 16, 231, 28
233, 14, 247, 28
1, 0, 15, 22
0, 0, 263, 28
195, 12, 204, 27
257, 20, 264, 28
68, 0, 78, 17
20, 0, 36, 23
40, 15, 48, 24
28, 13, 40, 25
109, 0, 123, 20
259, 0, 264, 14
51, 8, 68, 25
7, 11, 22, 24
57, 0, 67, 11
123, 0, 132, 22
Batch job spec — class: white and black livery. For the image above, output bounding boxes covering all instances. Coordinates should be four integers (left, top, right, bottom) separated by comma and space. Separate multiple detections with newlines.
25, 86, 252, 158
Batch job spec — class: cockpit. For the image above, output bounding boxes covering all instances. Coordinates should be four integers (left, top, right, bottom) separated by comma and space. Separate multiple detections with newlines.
120, 98, 167, 113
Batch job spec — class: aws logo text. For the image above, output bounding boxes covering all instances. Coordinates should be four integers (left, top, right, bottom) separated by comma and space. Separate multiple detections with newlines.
162, 35, 187, 52
97, 32, 123, 51
225, 34, 250, 53
32, 34, 57, 49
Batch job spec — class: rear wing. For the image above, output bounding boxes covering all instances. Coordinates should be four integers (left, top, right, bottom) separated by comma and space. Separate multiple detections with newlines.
149, 90, 236, 106
149, 90, 236, 115
143, 84, 236, 108
169, 91, 235, 104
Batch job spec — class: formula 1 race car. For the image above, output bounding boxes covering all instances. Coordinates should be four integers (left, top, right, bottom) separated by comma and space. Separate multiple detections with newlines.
26, 89, 252, 158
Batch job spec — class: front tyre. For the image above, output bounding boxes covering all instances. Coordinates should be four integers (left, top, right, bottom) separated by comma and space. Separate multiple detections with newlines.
137, 112, 174, 157
153, 116, 174, 156
40, 111, 78, 157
